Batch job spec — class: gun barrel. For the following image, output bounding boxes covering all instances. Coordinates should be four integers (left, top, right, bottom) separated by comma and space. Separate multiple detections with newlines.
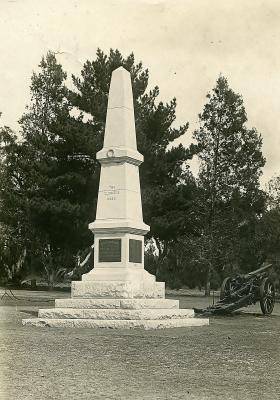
244, 263, 272, 279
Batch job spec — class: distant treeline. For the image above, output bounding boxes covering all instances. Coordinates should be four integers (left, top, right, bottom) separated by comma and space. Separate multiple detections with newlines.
0, 49, 279, 294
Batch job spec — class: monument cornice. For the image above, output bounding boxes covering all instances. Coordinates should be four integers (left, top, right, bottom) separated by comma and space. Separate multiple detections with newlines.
98, 155, 143, 166
97, 147, 143, 166
88, 219, 150, 235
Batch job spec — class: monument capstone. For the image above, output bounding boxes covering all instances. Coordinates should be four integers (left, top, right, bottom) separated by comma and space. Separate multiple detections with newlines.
22, 67, 209, 329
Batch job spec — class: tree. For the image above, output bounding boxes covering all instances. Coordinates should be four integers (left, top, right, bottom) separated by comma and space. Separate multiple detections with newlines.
267, 175, 280, 210
0, 53, 98, 286
0, 49, 197, 285
193, 76, 265, 294
19, 51, 102, 287
259, 176, 280, 276
0, 121, 30, 282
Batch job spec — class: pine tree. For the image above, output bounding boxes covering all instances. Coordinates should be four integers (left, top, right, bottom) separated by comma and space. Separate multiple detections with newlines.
1, 50, 197, 284
70, 49, 197, 274
4, 52, 99, 286
0, 123, 28, 282
260, 176, 280, 271
193, 76, 265, 294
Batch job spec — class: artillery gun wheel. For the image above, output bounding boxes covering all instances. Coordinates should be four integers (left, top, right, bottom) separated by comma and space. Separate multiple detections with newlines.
259, 278, 275, 315
220, 277, 233, 300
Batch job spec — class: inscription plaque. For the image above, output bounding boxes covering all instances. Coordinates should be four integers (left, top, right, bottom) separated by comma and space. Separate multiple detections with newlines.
104, 185, 120, 201
129, 239, 142, 263
99, 239, 121, 262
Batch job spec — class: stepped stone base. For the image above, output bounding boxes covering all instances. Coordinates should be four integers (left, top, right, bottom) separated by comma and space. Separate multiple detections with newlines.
22, 318, 208, 329
71, 280, 165, 299
54, 298, 180, 309
38, 307, 194, 319
22, 278, 209, 330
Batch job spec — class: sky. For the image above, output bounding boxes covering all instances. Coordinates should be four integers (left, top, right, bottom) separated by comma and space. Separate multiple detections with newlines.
1, 0, 280, 186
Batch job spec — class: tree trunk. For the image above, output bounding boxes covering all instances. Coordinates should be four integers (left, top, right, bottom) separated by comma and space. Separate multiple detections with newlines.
47, 271, 55, 291
154, 238, 166, 279
31, 279, 37, 290
204, 267, 211, 296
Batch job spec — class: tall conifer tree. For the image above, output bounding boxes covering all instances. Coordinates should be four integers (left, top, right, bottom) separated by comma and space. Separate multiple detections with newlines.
193, 76, 265, 294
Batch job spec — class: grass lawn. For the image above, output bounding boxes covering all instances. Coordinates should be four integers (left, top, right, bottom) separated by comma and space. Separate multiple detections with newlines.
0, 290, 279, 400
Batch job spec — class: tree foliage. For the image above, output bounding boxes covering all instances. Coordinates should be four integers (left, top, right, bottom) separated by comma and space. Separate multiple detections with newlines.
70, 49, 198, 258
193, 76, 266, 293
260, 176, 280, 273
0, 49, 196, 284
194, 76, 265, 205
0, 54, 274, 293
0, 53, 98, 285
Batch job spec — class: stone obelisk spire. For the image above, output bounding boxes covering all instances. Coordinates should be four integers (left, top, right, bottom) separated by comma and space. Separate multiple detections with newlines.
89, 66, 149, 236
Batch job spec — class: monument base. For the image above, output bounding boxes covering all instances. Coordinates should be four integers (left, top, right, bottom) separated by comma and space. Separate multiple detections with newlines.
22, 317, 208, 329
21, 67, 209, 329
22, 277, 209, 329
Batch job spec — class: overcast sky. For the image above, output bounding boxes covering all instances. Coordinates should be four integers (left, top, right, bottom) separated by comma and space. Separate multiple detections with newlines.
1, 0, 280, 186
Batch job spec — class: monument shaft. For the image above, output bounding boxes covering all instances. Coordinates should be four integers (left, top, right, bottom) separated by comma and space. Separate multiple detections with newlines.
85, 66, 149, 282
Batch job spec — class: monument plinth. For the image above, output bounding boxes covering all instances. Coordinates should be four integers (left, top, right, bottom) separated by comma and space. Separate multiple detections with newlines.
22, 67, 209, 329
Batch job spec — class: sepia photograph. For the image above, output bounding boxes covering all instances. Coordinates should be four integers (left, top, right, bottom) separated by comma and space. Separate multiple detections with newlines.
0, 1, 279, 399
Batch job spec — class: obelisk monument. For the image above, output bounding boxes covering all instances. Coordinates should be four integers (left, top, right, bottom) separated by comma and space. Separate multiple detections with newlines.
83, 66, 151, 285
22, 67, 209, 329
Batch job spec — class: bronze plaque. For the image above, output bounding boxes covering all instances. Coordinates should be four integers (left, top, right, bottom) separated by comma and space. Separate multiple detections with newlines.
99, 239, 121, 262
129, 239, 142, 263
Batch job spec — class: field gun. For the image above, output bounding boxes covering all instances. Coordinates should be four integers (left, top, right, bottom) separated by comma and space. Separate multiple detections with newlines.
194, 263, 276, 316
